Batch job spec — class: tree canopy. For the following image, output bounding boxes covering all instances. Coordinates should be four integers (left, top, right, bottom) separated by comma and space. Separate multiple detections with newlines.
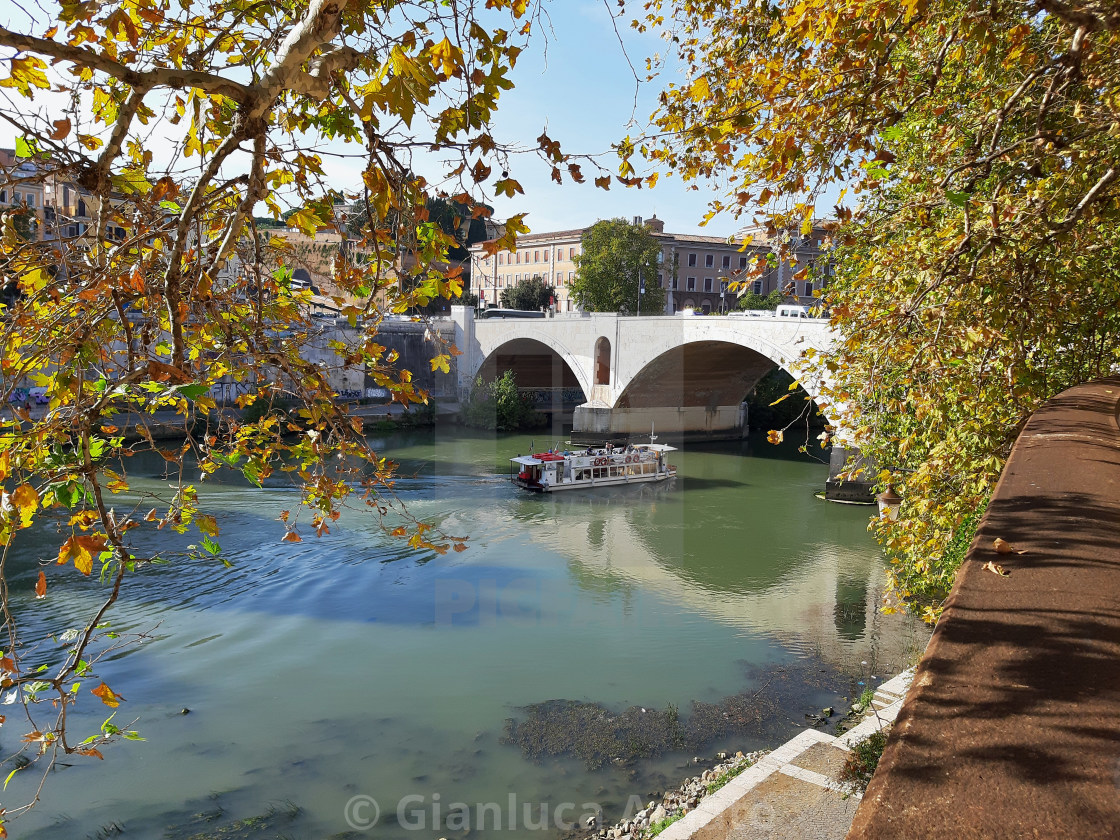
499, 273, 554, 311
735, 288, 784, 312
0, 0, 578, 824
629, 0, 1120, 619
570, 218, 666, 314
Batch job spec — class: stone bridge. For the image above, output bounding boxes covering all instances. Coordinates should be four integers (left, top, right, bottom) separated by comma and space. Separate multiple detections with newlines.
449, 306, 866, 500
450, 305, 836, 437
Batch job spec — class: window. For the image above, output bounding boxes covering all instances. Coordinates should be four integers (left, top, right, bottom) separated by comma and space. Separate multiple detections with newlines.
722, 255, 730, 268
687, 277, 696, 291
0, 189, 5, 203
720, 280, 728, 293
739, 256, 748, 269
569, 247, 576, 259
534, 250, 539, 262
804, 281, 813, 296
568, 271, 574, 281
704, 278, 713, 292
657, 273, 664, 287
671, 276, 679, 290
13, 192, 21, 204
752, 280, 762, 295
25, 193, 35, 208
687, 253, 697, 267
705, 254, 714, 267
78, 199, 87, 217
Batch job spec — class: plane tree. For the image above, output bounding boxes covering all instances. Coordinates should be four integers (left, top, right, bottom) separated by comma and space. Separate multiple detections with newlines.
0, 0, 583, 823
627, 0, 1120, 617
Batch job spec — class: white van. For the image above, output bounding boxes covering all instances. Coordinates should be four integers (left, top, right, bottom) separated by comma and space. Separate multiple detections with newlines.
776, 304, 812, 319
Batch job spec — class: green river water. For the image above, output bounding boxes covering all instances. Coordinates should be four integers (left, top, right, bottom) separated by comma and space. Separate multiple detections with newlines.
7, 428, 928, 839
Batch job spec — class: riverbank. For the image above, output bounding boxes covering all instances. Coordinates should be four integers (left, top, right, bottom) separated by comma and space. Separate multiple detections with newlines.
585, 750, 771, 840
586, 669, 915, 840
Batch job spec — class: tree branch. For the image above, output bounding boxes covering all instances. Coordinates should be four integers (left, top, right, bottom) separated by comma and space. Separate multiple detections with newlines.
0, 25, 252, 100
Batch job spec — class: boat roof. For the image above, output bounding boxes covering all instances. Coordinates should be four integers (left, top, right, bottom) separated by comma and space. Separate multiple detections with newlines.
510, 455, 543, 466
635, 443, 677, 452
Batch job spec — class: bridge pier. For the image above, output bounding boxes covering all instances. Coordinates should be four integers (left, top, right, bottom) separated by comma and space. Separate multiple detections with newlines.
571, 403, 748, 444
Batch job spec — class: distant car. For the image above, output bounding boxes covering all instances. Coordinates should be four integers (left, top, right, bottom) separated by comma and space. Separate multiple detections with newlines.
776, 304, 812, 318
29, 387, 48, 404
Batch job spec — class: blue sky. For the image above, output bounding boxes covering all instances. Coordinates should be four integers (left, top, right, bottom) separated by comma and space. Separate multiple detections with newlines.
468, 1, 725, 237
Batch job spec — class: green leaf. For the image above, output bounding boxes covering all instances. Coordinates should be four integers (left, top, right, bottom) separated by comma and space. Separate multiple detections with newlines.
177, 384, 209, 400
945, 190, 969, 207
200, 536, 220, 555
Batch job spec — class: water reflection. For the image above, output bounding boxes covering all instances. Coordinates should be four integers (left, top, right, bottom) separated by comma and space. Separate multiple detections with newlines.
497, 488, 919, 670
8, 430, 928, 840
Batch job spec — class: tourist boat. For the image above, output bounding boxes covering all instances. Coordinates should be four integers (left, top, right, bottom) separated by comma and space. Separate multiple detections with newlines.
510, 440, 677, 493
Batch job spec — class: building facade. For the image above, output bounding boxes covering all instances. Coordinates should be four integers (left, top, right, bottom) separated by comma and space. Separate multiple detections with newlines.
468, 215, 831, 314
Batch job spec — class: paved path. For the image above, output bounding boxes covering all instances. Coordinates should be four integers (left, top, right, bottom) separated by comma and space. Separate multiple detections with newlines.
658, 671, 913, 840
847, 379, 1120, 840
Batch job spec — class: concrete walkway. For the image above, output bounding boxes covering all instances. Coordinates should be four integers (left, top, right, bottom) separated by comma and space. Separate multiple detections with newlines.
658, 670, 914, 840
847, 378, 1120, 839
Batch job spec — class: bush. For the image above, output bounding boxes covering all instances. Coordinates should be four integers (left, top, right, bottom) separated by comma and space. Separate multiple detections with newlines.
460, 371, 545, 431
840, 728, 890, 793
890, 497, 988, 617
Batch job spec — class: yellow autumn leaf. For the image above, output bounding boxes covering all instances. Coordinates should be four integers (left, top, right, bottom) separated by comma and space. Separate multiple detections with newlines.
10, 484, 38, 528
195, 514, 220, 538
429, 37, 462, 77
690, 75, 710, 102
91, 682, 123, 708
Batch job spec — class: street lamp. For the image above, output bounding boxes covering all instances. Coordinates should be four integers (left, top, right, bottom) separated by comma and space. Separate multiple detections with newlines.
876, 485, 903, 521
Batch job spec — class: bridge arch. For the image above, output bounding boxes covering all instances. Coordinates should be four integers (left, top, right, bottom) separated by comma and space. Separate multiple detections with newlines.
615, 333, 838, 430
476, 334, 590, 405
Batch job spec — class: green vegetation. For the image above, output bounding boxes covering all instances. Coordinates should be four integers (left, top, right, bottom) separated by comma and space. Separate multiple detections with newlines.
747, 368, 826, 433
646, 814, 684, 837
168, 801, 303, 840
735, 289, 784, 312
571, 218, 666, 315
705, 761, 750, 795
629, 0, 1120, 621
500, 274, 554, 311
840, 729, 890, 794
0, 0, 545, 820
460, 372, 545, 432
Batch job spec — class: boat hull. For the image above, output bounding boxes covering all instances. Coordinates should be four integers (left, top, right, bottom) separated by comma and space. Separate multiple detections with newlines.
512, 469, 676, 493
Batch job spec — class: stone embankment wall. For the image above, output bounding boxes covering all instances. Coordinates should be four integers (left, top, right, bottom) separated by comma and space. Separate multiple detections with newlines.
847, 378, 1120, 839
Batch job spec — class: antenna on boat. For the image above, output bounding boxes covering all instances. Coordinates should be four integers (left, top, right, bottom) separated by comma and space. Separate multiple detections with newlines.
650, 423, 657, 444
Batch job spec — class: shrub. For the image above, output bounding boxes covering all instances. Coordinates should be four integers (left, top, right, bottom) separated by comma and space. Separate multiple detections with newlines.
840, 728, 890, 793
460, 371, 545, 431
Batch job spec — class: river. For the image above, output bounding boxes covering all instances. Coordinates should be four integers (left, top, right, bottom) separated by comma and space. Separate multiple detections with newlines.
7, 428, 928, 839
